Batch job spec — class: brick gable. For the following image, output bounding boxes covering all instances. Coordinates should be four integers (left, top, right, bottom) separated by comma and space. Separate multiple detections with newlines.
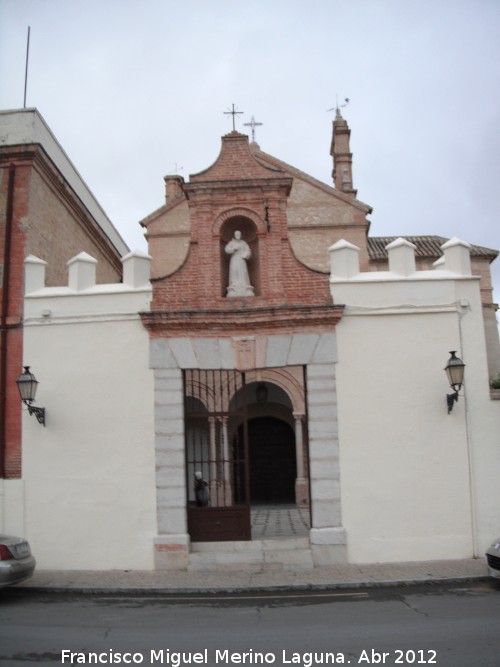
143, 132, 341, 337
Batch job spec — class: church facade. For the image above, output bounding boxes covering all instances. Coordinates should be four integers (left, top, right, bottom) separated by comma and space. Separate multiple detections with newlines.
4, 110, 500, 571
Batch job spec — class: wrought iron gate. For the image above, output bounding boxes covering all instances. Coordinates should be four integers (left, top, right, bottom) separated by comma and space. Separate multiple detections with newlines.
184, 369, 251, 541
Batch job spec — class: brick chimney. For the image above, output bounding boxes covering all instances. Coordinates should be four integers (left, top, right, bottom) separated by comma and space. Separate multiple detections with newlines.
164, 175, 185, 204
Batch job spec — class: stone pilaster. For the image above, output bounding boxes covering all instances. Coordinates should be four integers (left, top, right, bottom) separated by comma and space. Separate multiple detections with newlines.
306, 362, 347, 564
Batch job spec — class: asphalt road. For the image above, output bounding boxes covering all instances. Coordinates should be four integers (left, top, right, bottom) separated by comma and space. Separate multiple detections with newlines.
0, 581, 499, 667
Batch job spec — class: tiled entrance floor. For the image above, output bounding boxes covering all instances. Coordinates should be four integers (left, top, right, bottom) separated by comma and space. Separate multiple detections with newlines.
251, 504, 311, 538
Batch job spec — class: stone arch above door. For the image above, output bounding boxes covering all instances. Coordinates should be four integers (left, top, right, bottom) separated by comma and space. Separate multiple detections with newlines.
244, 367, 306, 415
149, 331, 338, 372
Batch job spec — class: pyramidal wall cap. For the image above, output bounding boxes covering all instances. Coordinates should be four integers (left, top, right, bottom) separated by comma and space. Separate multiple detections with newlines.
122, 250, 152, 288
24, 255, 47, 293
386, 237, 416, 276
329, 239, 360, 279
67, 251, 98, 266
385, 237, 417, 251
68, 251, 97, 291
441, 237, 472, 250
440, 237, 472, 276
122, 249, 152, 261
329, 239, 360, 252
25, 254, 48, 265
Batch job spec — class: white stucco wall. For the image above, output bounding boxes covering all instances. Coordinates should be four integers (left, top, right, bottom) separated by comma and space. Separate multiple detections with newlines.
331, 239, 500, 564
20, 253, 157, 570
0, 479, 25, 536
16, 239, 500, 570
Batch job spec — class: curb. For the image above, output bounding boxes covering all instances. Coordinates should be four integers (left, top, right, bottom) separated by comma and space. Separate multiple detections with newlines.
9, 574, 492, 597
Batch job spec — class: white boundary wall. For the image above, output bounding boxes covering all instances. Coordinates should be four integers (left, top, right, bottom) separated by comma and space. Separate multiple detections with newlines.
18, 251, 156, 570
7, 236, 499, 570
330, 238, 500, 563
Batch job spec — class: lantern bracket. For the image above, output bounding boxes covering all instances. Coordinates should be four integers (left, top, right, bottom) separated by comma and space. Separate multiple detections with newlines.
16, 366, 46, 427
444, 351, 465, 415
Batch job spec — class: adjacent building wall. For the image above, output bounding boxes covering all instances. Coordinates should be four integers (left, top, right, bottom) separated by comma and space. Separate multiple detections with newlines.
0, 108, 128, 265
0, 109, 129, 480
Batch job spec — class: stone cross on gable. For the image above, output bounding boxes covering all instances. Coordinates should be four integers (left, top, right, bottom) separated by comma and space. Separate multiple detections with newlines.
224, 103, 244, 131
243, 115, 263, 143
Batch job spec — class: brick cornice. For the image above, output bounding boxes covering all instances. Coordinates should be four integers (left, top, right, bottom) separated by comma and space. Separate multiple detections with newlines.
184, 177, 293, 198
141, 304, 343, 337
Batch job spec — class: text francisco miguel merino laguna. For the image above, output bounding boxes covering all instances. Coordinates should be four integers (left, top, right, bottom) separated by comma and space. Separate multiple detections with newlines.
61, 648, 426, 665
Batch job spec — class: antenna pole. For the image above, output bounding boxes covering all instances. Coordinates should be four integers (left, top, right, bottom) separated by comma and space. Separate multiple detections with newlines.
23, 26, 31, 108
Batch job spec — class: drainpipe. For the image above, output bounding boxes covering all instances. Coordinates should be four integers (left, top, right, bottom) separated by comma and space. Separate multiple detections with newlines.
0, 164, 16, 478
458, 309, 478, 558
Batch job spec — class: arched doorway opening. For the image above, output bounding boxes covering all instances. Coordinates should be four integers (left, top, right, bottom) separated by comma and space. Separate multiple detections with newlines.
184, 368, 310, 542
248, 416, 296, 504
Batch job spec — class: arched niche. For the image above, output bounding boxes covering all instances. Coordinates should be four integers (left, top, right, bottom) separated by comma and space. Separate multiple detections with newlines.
219, 215, 260, 297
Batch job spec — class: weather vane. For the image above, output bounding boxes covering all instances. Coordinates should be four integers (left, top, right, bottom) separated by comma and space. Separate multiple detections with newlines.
224, 103, 244, 131
327, 96, 350, 116
243, 115, 263, 143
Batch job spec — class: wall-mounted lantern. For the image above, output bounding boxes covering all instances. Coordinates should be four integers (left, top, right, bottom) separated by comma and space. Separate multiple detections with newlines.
444, 351, 465, 414
16, 366, 46, 426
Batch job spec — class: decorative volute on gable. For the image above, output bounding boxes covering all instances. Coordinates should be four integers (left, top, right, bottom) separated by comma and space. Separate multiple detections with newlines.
250, 123, 372, 273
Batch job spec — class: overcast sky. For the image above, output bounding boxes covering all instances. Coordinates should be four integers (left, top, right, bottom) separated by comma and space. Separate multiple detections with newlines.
1, 0, 499, 302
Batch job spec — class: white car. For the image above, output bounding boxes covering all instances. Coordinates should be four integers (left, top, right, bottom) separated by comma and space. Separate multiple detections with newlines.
485, 537, 500, 579
0, 535, 36, 587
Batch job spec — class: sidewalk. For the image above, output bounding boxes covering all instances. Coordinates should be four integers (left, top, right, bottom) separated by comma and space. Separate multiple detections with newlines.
16, 558, 489, 595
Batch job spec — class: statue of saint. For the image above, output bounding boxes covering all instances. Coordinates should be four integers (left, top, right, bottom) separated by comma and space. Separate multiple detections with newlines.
225, 231, 254, 297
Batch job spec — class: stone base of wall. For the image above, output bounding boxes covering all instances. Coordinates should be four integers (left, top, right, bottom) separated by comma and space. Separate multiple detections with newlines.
188, 536, 313, 572
154, 534, 190, 571
311, 544, 348, 566
153, 531, 348, 571
309, 526, 348, 566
